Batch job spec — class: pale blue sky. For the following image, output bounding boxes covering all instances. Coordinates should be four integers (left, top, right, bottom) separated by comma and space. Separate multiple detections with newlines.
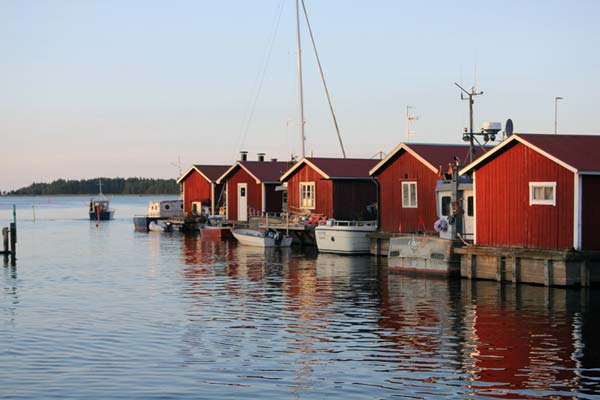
2, 0, 599, 190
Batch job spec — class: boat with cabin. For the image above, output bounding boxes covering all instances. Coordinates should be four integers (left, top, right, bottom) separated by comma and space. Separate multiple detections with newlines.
133, 200, 184, 232
315, 219, 377, 254
88, 181, 114, 221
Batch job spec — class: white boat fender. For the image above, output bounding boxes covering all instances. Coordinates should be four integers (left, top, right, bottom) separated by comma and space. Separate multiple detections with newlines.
434, 219, 448, 232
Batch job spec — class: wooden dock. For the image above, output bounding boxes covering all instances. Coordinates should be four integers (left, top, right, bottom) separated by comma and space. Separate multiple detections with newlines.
455, 246, 600, 287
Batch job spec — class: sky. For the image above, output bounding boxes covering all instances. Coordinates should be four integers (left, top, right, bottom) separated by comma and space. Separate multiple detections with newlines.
1, 0, 599, 191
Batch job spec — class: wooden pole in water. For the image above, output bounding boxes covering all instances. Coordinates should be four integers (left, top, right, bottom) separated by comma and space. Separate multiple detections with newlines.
286, 212, 289, 236
2, 227, 8, 254
9, 222, 16, 260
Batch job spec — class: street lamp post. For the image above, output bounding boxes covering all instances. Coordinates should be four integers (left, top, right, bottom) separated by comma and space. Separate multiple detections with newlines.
554, 96, 563, 135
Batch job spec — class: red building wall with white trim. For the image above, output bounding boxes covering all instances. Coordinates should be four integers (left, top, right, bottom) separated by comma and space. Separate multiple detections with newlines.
375, 151, 440, 233
181, 171, 212, 213
284, 163, 334, 217
225, 167, 262, 221
475, 143, 574, 249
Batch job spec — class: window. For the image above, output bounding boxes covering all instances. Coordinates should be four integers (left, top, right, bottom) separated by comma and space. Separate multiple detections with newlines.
529, 182, 556, 206
467, 196, 474, 217
300, 182, 315, 209
402, 181, 418, 208
441, 196, 451, 216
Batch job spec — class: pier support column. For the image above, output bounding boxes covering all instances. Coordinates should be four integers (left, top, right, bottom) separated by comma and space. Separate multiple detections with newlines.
511, 257, 521, 283
466, 254, 476, 279
544, 259, 553, 287
580, 260, 590, 287
496, 256, 506, 282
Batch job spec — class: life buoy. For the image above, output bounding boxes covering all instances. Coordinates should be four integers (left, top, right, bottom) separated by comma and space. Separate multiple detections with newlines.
434, 219, 448, 232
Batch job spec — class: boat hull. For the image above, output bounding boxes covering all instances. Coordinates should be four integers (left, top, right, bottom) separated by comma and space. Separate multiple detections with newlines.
89, 210, 114, 221
387, 235, 460, 276
315, 222, 377, 254
232, 229, 292, 248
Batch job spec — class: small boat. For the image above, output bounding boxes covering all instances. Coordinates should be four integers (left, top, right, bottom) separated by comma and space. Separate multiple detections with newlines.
89, 181, 114, 221
133, 200, 183, 232
148, 220, 174, 232
315, 219, 377, 254
201, 216, 233, 239
232, 228, 292, 248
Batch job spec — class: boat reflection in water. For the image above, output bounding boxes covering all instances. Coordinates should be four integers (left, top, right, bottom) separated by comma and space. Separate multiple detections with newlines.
175, 236, 599, 398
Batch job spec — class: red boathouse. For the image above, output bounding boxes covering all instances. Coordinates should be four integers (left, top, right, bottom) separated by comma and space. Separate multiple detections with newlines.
217, 154, 293, 222
460, 133, 600, 251
370, 143, 477, 233
279, 157, 378, 220
177, 164, 229, 215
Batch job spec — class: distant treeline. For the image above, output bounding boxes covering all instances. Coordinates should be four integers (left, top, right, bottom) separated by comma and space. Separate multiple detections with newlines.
8, 178, 179, 195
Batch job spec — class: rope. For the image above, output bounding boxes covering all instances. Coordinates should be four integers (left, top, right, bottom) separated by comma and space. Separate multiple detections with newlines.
301, 0, 347, 158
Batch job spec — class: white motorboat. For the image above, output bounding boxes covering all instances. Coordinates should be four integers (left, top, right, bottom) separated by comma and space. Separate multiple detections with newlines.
232, 228, 292, 248
315, 219, 377, 254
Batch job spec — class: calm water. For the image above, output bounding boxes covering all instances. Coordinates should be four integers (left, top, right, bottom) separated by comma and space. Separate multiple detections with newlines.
1, 196, 599, 399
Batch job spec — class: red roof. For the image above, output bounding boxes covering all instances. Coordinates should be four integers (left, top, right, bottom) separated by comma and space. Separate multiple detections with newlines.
370, 143, 489, 176
460, 134, 600, 174
176, 164, 230, 184
218, 160, 295, 183
280, 157, 379, 181
517, 134, 600, 172
193, 165, 230, 182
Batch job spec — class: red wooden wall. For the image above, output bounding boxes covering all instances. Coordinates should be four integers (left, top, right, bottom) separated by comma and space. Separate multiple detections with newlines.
332, 180, 377, 220
182, 172, 212, 213
264, 183, 283, 214
475, 143, 574, 249
226, 167, 262, 220
285, 163, 334, 217
582, 175, 600, 250
375, 151, 440, 232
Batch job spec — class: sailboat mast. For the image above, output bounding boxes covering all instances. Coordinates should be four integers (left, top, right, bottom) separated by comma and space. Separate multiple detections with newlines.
295, 0, 305, 158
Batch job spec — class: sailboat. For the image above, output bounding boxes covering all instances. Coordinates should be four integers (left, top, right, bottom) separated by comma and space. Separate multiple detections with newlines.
88, 180, 115, 221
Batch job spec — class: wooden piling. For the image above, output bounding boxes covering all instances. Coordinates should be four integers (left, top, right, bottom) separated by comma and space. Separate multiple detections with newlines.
9, 222, 16, 259
2, 227, 8, 255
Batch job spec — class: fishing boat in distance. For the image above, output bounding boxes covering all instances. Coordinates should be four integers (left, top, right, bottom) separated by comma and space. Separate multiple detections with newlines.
231, 228, 292, 248
133, 200, 183, 232
89, 181, 114, 220
315, 219, 377, 254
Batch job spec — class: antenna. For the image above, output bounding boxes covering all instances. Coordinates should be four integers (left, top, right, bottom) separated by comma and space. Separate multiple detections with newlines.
170, 155, 183, 177
406, 106, 419, 142
454, 82, 483, 163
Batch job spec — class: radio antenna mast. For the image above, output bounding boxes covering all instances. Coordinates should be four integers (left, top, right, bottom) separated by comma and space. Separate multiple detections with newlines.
454, 82, 483, 163
406, 106, 419, 142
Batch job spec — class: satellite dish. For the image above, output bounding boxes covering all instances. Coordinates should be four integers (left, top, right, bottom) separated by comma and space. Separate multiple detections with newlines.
505, 118, 514, 137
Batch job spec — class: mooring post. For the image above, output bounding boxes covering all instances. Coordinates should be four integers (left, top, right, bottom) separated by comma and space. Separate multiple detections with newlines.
544, 259, 553, 287
2, 227, 8, 255
9, 222, 16, 260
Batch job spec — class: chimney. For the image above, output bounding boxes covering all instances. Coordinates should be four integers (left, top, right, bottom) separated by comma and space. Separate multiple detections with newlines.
271, 158, 278, 162
257, 153, 265, 162
240, 151, 248, 161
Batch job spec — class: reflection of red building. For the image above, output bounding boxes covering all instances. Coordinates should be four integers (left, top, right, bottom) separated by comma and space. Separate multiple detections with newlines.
177, 165, 229, 214
464, 283, 578, 396
217, 156, 293, 222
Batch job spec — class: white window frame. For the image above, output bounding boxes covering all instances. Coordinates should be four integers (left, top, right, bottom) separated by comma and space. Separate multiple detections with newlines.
529, 181, 556, 206
299, 181, 315, 209
402, 181, 418, 208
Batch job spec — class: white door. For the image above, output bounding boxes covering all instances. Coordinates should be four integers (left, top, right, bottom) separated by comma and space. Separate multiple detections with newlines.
463, 191, 474, 240
237, 183, 248, 221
